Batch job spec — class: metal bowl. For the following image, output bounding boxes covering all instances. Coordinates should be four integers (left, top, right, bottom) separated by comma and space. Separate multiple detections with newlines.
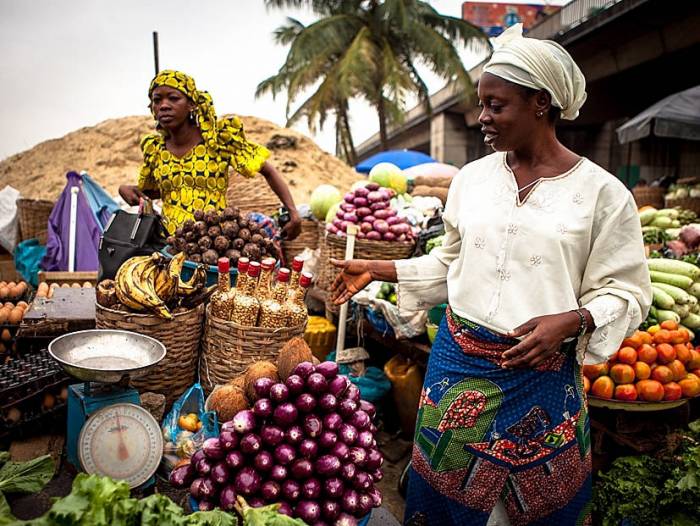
48, 329, 166, 384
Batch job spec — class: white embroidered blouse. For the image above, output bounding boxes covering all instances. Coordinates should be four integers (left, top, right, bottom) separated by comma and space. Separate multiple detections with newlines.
395, 152, 652, 364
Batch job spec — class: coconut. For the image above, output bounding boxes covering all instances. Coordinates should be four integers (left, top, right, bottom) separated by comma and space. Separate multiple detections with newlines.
251, 233, 264, 245
208, 384, 249, 422
194, 220, 208, 235
221, 221, 239, 239
185, 242, 199, 255
214, 235, 230, 252
238, 228, 251, 242
233, 238, 245, 250
277, 337, 314, 380
242, 243, 261, 261
229, 374, 246, 391
244, 361, 280, 400
208, 225, 222, 238
96, 280, 118, 308
202, 249, 219, 265
197, 236, 213, 251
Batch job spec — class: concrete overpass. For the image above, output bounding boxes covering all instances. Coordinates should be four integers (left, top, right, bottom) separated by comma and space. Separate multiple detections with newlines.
355, 0, 700, 181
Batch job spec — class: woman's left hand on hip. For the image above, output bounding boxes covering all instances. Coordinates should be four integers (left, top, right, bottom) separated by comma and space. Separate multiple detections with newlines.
501, 312, 580, 368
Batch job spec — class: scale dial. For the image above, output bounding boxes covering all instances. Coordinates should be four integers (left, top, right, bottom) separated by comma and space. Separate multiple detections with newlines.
78, 403, 163, 488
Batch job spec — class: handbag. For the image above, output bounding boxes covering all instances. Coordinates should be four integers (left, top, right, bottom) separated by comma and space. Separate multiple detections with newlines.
98, 208, 167, 281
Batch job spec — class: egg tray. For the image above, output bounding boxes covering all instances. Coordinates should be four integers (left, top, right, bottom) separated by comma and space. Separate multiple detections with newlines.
0, 350, 69, 410
0, 401, 67, 444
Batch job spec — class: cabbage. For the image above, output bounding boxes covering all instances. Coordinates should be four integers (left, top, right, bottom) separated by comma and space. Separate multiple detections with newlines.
310, 185, 342, 221
325, 201, 341, 224
369, 162, 400, 189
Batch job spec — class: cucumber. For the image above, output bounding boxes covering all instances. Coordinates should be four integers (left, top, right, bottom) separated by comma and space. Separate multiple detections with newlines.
681, 312, 700, 329
651, 286, 675, 310
647, 258, 700, 280
656, 208, 680, 219
688, 295, 698, 306
689, 282, 700, 298
639, 209, 657, 226
650, 305, 658, 319
650, 216, 673, 228
649, 270, 693, 290
672, 303, 691, 319
657, 309, 681, 323
652, 282, 692, 304
692, 303, 700, 315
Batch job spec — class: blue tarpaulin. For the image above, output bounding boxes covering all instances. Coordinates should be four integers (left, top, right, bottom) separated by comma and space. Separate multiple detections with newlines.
355, 149, 435, 173
81, 172, 119, 229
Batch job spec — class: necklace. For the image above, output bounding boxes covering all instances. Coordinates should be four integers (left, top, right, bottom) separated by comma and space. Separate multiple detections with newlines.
517, 178, 542, 193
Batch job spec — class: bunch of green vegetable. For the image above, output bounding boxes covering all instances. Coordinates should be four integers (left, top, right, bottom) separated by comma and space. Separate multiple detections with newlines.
648, 258, 700, 336
593, 420, 700, 526
425, 235, 444, 254
0, 452, 54, 526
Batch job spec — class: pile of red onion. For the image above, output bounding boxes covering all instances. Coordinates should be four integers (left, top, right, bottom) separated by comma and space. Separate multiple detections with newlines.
326, 182, 414, 242
170, 361, 384, 525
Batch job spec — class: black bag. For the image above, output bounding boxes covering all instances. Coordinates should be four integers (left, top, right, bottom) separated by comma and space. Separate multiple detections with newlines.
98, 209, 167, 280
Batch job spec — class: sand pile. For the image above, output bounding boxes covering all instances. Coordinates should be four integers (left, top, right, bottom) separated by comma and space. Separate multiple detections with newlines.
0, 115, 361, 206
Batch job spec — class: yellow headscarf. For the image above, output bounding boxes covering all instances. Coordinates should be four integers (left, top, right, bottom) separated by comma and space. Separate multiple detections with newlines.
149, 70, 223, 151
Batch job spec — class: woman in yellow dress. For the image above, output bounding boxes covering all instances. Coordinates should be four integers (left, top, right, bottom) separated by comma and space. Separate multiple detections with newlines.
119, 70, 301, 239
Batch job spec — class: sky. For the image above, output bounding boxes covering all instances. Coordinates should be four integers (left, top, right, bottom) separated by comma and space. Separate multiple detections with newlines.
0, 0, 567, 162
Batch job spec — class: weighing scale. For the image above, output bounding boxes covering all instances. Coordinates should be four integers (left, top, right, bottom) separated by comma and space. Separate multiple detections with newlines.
48, 329, 166, 488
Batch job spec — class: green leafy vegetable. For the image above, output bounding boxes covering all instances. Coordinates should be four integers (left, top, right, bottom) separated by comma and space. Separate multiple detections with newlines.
234, 496, 305, 526
0, 455, 54, 495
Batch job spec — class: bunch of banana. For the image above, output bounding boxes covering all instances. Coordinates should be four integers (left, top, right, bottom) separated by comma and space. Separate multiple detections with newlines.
154, 252, 186, 303
115, 254, 173, 319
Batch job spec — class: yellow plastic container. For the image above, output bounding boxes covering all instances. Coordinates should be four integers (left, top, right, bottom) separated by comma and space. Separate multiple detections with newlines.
384, 354, 424, 436
304, 316, 337, 361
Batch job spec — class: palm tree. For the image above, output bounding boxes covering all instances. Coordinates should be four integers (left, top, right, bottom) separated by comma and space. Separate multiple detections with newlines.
258, 0, 489, 155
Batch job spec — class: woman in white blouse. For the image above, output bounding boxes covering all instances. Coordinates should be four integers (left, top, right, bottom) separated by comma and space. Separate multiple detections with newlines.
331, 24, 651, 526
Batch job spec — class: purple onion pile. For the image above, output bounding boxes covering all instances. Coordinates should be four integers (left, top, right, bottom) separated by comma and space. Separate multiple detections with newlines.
170, 361, 384, 525
326, 182, 414, 242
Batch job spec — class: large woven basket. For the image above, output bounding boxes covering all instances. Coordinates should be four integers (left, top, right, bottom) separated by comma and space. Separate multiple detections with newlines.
665, 196, 700, 214
323, 234, 416, 314
16, 198, 54, 244
632, 186, 665, 209
314, 224, 330, 291
282, 218, 321, 264
200, 305, 307, 393
95, 302, 205, 405
227, 172, 280, 216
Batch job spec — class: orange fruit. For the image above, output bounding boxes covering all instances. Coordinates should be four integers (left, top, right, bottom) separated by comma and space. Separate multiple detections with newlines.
614, 384, 638, 401
647, 324, 661, 335
687, 350, 700, 370
669, 330, 686, 345
639, 331, 653, 346
583, 363, 609, 380
675, 344, 692, 364
668, 359, 687, 382
653, 330, 672, 344
610, 363, 635, 384
679, 376, 700, 398
686, 373, 699, 382
637, 344, 658, 364
591, 376, 614, 399
633, 361, 651, 380
622, 332, 643, 349
651, 365, 674, 384
636, 379, 665, 401
663, 382, 682, 401
583, 376, 590, 394
678, 329, 691, 344
617, 347, 638, 365
661, 320, 679, 331
656, 343, 677, 364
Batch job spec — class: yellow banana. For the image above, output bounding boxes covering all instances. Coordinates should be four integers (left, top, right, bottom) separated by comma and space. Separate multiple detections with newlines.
115, 256, 152, 311
131, 255, 173, 319
177, 264, 207, 296
155, 252, 185, 302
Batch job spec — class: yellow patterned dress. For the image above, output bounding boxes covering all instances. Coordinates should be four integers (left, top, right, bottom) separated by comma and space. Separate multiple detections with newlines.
137, 115, 269, 234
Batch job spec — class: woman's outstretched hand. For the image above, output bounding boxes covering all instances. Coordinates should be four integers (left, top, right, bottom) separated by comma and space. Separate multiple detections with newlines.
501, 311, 583, 368
329, 259, 374, 305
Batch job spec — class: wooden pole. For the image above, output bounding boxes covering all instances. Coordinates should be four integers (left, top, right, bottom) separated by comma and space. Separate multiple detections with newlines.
153, 31, 160, 75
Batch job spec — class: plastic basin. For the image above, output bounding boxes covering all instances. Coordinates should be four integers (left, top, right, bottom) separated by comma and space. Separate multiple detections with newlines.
161, 247, 238, 287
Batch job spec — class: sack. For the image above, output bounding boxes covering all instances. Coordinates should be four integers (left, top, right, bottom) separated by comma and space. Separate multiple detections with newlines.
98, 209, 166, 280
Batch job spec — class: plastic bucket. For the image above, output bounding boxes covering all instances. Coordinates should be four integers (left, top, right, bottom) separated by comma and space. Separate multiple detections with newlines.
161, 247, 238, 287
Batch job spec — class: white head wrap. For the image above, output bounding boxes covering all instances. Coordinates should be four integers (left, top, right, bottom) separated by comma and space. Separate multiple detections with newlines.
483, 24, 587, 120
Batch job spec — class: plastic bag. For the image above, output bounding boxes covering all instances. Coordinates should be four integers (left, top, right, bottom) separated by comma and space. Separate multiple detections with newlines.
14, 239, 46, 287
161, 383, 218, 460
0, 186, 20, 253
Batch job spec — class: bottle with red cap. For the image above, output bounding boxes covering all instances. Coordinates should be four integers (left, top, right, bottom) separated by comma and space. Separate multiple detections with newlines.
287, 271, 313, 327
210, 258, 232, 319
288, 256, 304, 296
255, 257, 277, 302
231, 260, 261, 326
258, 267, 291, 328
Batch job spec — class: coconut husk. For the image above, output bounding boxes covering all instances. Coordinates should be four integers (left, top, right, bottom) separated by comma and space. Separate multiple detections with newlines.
412, 185, 449, 204
277, 337, 314, 380
243, 361, 279, 401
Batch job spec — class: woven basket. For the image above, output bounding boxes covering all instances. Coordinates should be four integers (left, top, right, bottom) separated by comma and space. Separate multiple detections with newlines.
323, 234, 416, 314
282, 218, 321, 264
665, 197, 700, 214
315, 224, 330, 291
227, 172, 281, 216
95, 303, 205, 404
16, 198, 54, 244
200, 305, 307, 393
632, 186, 665, 209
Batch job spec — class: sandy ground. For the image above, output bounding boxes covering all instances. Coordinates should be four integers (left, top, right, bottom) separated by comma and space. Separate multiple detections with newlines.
0, 115, 363, 206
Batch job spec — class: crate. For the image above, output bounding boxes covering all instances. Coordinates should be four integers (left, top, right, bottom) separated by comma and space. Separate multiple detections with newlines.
37, 271, 98, 287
